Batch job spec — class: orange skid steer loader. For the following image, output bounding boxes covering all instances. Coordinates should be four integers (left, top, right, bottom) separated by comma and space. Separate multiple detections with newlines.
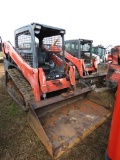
64, 39, 106, 80
2, 23, 113, 159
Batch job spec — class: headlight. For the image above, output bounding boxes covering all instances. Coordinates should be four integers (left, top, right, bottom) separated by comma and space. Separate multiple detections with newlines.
60, 30, 65, 34
35, 25, 41, 29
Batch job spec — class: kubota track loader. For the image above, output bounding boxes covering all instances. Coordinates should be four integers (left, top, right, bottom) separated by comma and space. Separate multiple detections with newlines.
64, 39, 106, 82
2, 23, 114, 159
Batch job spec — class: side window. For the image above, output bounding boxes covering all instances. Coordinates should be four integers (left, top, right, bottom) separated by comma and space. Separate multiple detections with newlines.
71, 43, 75, 50
95, 48, 98, 54
98, 48, 101, 54
75, 44, 78, 50
16, 31, 31, 50
92, 48, 94, 53
71, 42, 78, 57
65, 42, 71, 52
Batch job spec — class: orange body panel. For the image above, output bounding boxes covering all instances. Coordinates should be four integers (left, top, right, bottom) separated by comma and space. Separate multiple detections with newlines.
93, 59, 98, 69
107, 80, 120, 160
38, 68, 70, 93
69, 66, 76, 86
38, 68, 48, 94
107, 66, 120, 82
108, 54, 112, 61
64, 51, 84, 76
50, 45, 62, 53
112, 53, 119, 64
46, 78, 70, 92
110, 46, 120, 64
64, 51, 96, 75
50, 53, 63, 67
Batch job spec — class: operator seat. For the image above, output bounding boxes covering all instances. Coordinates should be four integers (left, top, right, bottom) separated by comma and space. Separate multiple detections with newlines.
38, 50, 50, 74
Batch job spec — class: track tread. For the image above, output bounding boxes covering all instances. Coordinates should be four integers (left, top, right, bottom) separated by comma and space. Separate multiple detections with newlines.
7, 68, 34, 108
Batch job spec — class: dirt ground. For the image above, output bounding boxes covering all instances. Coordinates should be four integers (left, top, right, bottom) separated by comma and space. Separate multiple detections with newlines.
0, 62, 112, 160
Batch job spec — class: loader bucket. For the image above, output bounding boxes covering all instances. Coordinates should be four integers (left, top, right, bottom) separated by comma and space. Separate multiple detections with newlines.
87, 87, 116, 108
28, 87, 112, 159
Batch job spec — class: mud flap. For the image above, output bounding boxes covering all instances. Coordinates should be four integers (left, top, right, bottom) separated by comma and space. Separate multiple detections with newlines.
28, 94, 111, 159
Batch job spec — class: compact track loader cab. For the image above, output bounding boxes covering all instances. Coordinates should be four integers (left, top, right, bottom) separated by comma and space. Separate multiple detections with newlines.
2, 23, 114, 159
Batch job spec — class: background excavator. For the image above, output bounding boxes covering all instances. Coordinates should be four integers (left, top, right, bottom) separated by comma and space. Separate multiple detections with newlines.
1, 23, 115, 159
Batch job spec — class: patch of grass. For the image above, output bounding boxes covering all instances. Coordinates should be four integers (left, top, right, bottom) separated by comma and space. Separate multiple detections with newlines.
0, 101, 25, 132
0, 102, 22, 119
8, 103, 21, 116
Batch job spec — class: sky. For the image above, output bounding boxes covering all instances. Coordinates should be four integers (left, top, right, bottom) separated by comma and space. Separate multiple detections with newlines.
0, 0, 120, 48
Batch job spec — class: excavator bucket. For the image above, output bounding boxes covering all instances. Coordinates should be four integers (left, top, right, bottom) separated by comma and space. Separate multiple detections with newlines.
27, 87, 112, 159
